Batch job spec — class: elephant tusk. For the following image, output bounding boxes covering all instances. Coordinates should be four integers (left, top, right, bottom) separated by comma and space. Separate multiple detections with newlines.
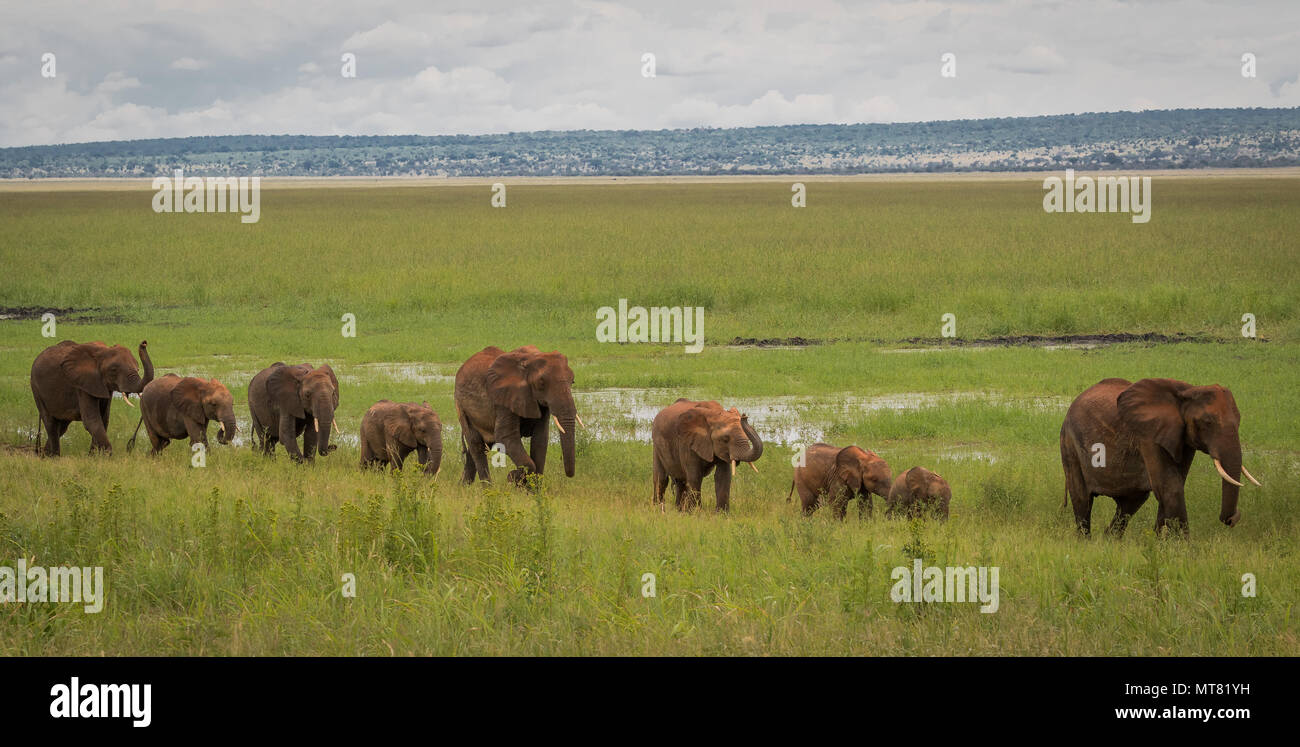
333, 418, 339, 432
575, 413, 585, 428
1213, 458, 1244, 487
748, 462, 759, 474
314, 417, 320, 432
120, 394, 136, 408
1240, 465, 1261, 486
552, 415, 566, 434
731, 460, 737, 476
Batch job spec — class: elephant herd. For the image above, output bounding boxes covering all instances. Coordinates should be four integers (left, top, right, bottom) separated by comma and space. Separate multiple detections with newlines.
28, 340, 1262, 537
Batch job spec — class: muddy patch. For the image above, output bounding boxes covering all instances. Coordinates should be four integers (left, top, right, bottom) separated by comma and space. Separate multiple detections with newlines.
0, 306, 134, 324
727, 336, 821, 349
892, 332, 1212, 349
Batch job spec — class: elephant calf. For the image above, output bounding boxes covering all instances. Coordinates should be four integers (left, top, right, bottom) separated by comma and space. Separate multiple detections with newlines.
359, 400, 443, 475
789, 443, 892, 519
886, 466, 952, 520
651, 399, 764, 511
129, 374, 237, 455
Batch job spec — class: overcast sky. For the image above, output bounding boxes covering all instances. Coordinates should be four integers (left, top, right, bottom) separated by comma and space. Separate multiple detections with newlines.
1, 0, 1297, 147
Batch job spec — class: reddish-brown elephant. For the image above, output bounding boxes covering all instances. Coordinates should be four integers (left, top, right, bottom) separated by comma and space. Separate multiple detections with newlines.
886, 466, 952, 520
128, 374, 236, 455
651, 399, 764, 511
359, 400, 443, 475
454, 346, 578, 486
789, 443, 892, 519
30, 340, 154, 455
248, 362, 339, 463
1060, 378, 1261, 537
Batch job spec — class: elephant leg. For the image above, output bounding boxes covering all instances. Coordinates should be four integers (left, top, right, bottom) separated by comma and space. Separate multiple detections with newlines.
652, 457, 668, 509
41, 414, 64, 456
1106, 492, 1149, 537
389, 441, 412, 471
1142, 444, 1190, 538
1063, 453, 1094, 536
279, 414, 304, 462
462, 427, 490, 484
672, 479, 687, 511
797, 484, 817, 516
529, 418, 549, 476
148, 428, 167, 455
501, 439, 536, 486
78, 392, 111, 454
858, 491, 873, 520
713, 461, 732, 512
302, 420, 318, 463
832, 488, 850, 520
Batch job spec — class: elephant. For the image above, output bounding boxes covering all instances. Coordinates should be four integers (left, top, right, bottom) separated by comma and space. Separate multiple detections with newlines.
886, 466, 952, 520
1060, 377, 1261, 537
651, 399, 764, 511
30, 339, 155, 455
359, 400, 443, 475
788, 443, 892, 519
128, 374, 237, 455
454, 345, 578, 486
247, 362, 339, 463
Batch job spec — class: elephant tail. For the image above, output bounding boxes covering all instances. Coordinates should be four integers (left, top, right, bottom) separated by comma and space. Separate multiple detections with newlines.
126, 412, 145, 452
786, 479, 794, 503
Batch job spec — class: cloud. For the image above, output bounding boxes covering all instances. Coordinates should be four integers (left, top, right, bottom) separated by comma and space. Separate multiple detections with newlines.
170, 57, 207, 70
996, 45, 1067, 75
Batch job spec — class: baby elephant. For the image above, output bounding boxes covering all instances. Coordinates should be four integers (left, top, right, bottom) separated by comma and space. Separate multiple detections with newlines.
359, 400, 443, 475
789, 443, 892, 519
886, 466, 952, 520
129, 374, 237, 455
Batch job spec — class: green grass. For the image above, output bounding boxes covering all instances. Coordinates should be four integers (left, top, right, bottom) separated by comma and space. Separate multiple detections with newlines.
0, 178, 1297, 655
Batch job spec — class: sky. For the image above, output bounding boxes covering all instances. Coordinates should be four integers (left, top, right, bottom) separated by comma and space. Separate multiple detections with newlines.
1, 0, 1297, 147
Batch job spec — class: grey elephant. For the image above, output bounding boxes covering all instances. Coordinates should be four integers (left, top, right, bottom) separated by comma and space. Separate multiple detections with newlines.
886, 466, 952, 520
359, 400, 443, 475
248, 362, 339, 462
788, 443, 892, 519
651, 399, 764, 511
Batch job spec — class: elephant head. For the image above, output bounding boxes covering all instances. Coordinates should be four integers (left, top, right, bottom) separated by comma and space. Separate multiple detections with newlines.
486, 347, 578, 477
678, 403, 764, 473
173, 377, 237, 444
388, 402, 444, 475
268, 363, 339, 456
902, 466, 951, 519
1117, 378, 1261, 527
835, 446, 892, 500
60, 340, 154, 402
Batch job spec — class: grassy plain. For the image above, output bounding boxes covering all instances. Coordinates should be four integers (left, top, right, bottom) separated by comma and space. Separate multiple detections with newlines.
0, 176, 1296, 654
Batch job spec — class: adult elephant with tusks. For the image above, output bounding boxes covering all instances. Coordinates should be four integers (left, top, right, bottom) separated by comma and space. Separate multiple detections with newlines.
1060, 378, 1262, 537
247, 362, 340, 463
651, 399, 764, 512
454, 345, 580, 486
30, 340, 154, 455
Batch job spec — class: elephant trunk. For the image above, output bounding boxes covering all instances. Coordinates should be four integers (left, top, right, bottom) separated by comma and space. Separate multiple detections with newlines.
314, 397, 335, 456
735, 415, 764, 463
217, 410, 236, 445
1213, 438, 1243, 527
422, 433, 443, 476
138, 341, 154, 387
552, 399, 577, 478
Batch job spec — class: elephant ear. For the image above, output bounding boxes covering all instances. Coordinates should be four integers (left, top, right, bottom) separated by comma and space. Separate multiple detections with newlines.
1117, 378, 1190, 460
60, 344, 110, 398
835, 447, 864, 492
169, 378, 208, 424
485, 351, 542, 419
267, 365, 307, 418
386, 406, 416, 447
906, 468, 928, 500
677, 406, 716, 462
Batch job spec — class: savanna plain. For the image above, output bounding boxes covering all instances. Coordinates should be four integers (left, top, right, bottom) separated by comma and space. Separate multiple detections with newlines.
0, 176, 1296, 655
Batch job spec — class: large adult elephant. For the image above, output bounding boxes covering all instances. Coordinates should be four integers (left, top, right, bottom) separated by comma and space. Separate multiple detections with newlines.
30, 340, 154, 455
359, 400, 443, 475
128, 374, 237, 455
1060, 378, 1261, 537
788, 443, 892, 519
248, 362, 339, 463
454, 345, 578, 486
651, 399, 764, 511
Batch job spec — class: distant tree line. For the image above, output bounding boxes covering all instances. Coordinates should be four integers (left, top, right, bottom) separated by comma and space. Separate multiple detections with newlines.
2, 107, 1297, 178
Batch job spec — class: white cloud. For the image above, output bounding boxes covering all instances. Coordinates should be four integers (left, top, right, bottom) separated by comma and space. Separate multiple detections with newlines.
170, 56, 207, 70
